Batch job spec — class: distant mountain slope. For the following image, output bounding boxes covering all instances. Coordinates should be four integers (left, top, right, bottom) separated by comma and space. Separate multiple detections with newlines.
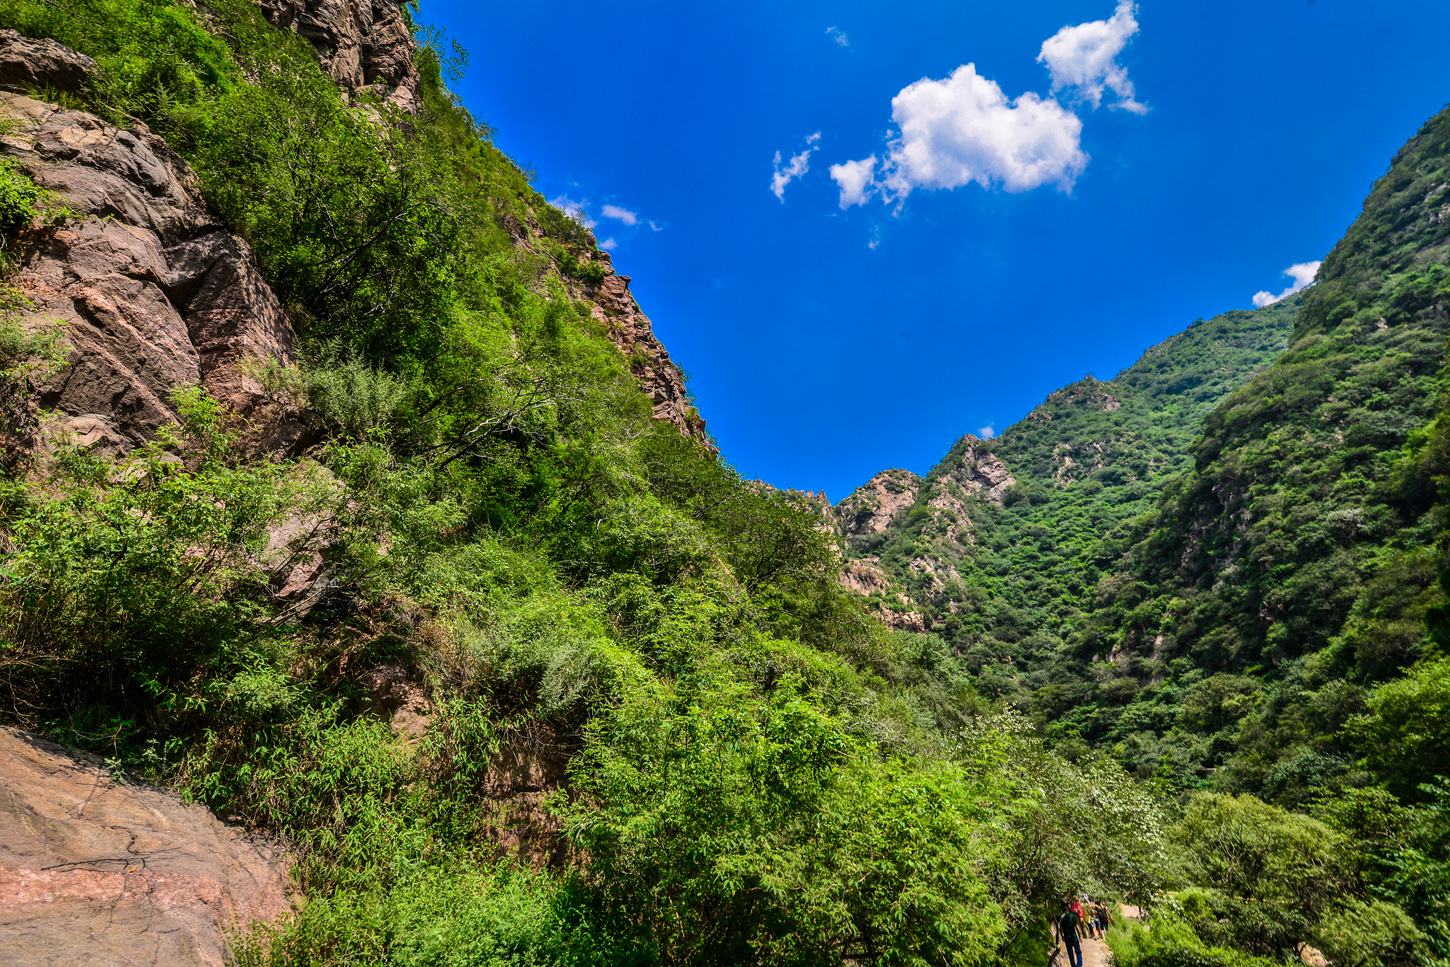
836, 298, 1296, 680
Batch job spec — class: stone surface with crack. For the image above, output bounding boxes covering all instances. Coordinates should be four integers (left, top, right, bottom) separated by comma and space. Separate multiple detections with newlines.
0, 728, 291, 966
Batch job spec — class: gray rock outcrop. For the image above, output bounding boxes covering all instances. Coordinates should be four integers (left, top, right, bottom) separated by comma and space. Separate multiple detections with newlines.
835, 469, 922, 543
586, 265, 709, 446
257, 0, 421, 112
0, 85, 295, 449
0, 29, 95, 95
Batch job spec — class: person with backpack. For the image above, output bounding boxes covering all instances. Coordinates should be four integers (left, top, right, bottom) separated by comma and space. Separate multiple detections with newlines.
1094, 901, 1111, 939
1056, 899, 1085, 967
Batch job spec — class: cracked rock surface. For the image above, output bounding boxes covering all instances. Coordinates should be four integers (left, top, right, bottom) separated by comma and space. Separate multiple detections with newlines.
0, 728, 291, 966
0, 86, 296, 450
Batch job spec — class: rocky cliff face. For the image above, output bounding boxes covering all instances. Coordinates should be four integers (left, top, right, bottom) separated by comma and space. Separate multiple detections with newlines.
575, 252, 710, 447
258, 0, 709, 448
0, 729, 291, 966
0, 76, 296, 453
257, 0, 420, 112
835, 469, 921, 547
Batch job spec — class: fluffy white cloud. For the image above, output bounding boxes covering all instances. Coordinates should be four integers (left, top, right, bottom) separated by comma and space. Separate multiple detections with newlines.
884, 66, 1086, 196
1252, 261, 1321, 308
548, 195, 595, 229
600, 204, 638, 226
771, 131, 822, 202
829, 155, 877, 208
600, 237, 618, 251
978, 425, 996, 440
832, 65, 1086, 207
1038, 0, 1146, 113
826, 25, 849, 48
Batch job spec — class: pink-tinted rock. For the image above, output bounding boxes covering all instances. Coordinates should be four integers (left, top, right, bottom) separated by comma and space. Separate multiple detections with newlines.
0, 728, 291, 966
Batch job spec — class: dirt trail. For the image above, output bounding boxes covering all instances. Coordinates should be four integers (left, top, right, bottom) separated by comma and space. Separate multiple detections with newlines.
1054, 933, 1111, 967
1082, 934, 1111, 966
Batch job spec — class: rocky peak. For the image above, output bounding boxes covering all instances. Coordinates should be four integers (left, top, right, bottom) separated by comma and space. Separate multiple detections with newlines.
1027, 377, 1121, 421
835, 469, 921, 541
942, 436, 1015, 504
257, 0, 420, 113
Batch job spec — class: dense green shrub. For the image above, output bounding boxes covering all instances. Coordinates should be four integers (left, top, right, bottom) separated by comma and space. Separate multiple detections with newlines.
0, 157, 39, 238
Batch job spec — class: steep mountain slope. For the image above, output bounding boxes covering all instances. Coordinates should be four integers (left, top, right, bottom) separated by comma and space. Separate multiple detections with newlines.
837, 103, 1450, 963
1, 1, 1444, 963
838, 299, 1295, 678
1059, 104, 1450, 797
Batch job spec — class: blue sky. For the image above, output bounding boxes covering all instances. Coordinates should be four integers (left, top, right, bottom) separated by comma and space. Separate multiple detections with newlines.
419, 0, 1450, 500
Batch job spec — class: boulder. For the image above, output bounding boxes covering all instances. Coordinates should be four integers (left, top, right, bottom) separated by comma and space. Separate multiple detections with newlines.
0, 29, 94, 95
0, 85, 296, 448
0, 729, 291, 966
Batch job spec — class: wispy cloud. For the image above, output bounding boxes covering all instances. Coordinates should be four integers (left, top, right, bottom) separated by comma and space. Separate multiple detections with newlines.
1253, 261, 1321, 308
1038, 0, 1147, 113
601, 204, 638, 226
600, 237, 618, 251
771, 131, 822, 202
826, 25, 850, 48
978, 425, 996, 440
829, 156, 877, 208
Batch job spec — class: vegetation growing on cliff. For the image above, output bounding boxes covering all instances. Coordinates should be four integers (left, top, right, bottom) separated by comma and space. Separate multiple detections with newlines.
0, 1, 1176, 963
0, 0, 1446, 963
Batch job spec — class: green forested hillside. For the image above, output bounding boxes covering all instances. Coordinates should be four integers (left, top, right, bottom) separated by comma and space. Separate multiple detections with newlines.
846, 103, 1450, 964
1058, 104, 1450, 791
868, 299, 1294, 696
1, 1, 1447, 964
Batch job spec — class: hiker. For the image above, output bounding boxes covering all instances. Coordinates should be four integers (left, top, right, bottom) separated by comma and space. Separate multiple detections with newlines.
1056, 899, 1085, 967
1094, 902, 1111, 939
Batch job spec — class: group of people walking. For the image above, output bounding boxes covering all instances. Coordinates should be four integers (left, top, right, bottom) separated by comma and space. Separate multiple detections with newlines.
1054, 896, 1111, 967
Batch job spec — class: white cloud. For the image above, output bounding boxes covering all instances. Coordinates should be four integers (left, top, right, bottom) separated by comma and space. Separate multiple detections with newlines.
832, 65, 1086, 207
1038, 0, 1146, 113
1252, 261, 1321, 308
601, 203, 638, 226
771, 131, 822, 202
647, 219, 664, 232
884, 67, 1086, 195
600, 237, 618, 251
978, 425, 996, 440
826, 25, 850, 48
548, 195, 595, 229
829, 155, 878, 208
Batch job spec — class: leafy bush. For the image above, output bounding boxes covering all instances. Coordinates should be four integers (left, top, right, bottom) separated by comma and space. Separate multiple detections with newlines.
0, 157, 39, 238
